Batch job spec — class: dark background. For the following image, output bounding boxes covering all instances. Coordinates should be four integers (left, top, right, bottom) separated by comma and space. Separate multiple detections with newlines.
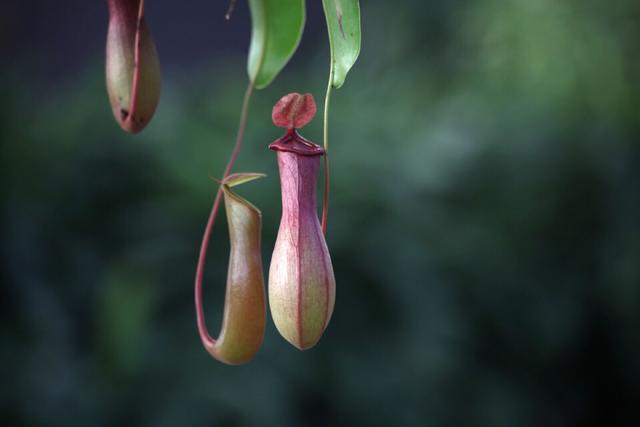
1, 1, 639, 426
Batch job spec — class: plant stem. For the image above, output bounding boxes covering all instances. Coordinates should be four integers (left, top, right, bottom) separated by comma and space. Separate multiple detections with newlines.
195, 81, 255, 351
321, 67, 333, 235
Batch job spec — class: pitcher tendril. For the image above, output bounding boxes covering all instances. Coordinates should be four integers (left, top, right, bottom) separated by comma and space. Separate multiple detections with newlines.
194, 82, 256, 362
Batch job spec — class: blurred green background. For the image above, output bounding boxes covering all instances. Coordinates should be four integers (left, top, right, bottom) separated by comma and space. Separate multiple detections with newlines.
1, 1, 639, 426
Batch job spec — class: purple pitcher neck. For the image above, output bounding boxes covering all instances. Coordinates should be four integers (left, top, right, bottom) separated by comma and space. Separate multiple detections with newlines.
275, 151, 321, 217
270, 130, 324, 217
269, 129, 325, 157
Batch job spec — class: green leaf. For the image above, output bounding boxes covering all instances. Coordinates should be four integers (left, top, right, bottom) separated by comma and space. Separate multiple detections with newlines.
322, 0, 361, 88
247, 0, 306, 89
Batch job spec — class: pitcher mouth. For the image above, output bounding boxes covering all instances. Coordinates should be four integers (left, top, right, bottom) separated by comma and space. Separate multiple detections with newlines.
269, 129, 325, 157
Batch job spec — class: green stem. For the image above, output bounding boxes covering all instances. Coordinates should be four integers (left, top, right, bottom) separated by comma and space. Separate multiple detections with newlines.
195, 81, 255, 352
321, 67, 333, 235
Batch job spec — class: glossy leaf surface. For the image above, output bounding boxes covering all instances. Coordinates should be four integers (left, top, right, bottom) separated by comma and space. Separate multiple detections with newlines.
322, 0, 361, 88
247, 0, 305, 89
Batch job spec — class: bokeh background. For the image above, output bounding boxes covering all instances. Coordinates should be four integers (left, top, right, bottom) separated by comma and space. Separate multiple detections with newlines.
2, 0, 639, 426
